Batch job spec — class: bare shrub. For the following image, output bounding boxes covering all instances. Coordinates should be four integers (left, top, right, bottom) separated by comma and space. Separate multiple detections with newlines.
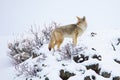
42, 22, 59, 43
59, 43, 87, 60
8, 26, 45, 64
15, 62, 42, 77
8, 22, 59, 64
111, 42, 116, 51
14, 52, 47, 77
30, 26, 44, 49
8, 39, 37, 64
59, 43, 74, 59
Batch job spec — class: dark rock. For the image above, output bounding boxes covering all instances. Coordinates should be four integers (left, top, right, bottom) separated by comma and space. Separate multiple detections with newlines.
45, 77, 49, 80
86, 63, 101, 74
91, 48, 96, 51
84, 76, 91, 80
73, 55, 80, 63
84, 75, 96, 80
73, 54, 89, 63
113, 76, 120, 80
91, 32, 97, 37
60, 69, 75, 80
101, 71, 111, 78
92, 75, 96, 80
117, 38, 120, 45
114, 59, 120, 64
92, 54, 102, 61
62, 64, 68, 66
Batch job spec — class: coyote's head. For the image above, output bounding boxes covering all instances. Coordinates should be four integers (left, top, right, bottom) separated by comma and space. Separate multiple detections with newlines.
76, 16, 87, 30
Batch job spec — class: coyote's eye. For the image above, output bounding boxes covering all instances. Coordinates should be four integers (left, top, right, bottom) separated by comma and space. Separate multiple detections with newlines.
79, 20, 83, 23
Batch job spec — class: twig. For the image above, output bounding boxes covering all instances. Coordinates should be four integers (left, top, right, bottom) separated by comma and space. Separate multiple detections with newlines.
111, 43, 116, 51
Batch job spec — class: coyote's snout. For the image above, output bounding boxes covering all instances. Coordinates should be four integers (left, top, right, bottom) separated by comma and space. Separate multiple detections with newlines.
48, 16, 87, 51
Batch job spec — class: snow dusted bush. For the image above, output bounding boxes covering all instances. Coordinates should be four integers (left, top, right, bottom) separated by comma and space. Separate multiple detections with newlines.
8, 22, 59, 64
42, 22, 59, 43
8, 39, 35, 64
15, 52, 47, 78
55, 43, 102, 65
57, 43, 74, 60
30, 26, 45, 49
15, 62, 42, 77
58, 43, 88, 61
8, 34, 45, 64
60, 43, 102, 63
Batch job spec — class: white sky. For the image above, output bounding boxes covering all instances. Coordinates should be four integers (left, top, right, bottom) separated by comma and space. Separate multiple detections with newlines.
0, 0, 120, 35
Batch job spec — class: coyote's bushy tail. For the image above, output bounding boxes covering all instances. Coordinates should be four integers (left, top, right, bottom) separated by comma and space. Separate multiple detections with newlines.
48, 32, 56, 51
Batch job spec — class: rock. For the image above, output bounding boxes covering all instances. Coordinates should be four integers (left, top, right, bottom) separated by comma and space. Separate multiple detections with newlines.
86, 63, 101, 74
113, 76, 120, 80
59, 69, 75, 80
101, 71, 111, 78
73, 54, 89, 63
114, 59, 120, 64
92, 54, 102, 61
84, 76, 91, 80
91, 48, 96, 51
91, 32, 97, 37
45, 77, 49, 80
117, 38, 120, 45
92, 75, 96, 80
84, 75, 96, 80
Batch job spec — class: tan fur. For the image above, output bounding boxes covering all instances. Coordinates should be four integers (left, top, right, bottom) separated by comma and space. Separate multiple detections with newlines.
48, 16, 87, 51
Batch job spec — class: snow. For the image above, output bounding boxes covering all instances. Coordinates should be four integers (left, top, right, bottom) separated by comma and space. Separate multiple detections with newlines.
0, 36, 16, 80
1, 26, 120, 80
1, 0, 120, 80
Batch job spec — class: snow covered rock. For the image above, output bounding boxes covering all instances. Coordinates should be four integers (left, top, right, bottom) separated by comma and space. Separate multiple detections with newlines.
112, 76, 120, 80
73, 54, 89, 63
59, 69, 75, 80
114, 59, 120, 64
101, 71, 111, 78
86, 63, 101, 75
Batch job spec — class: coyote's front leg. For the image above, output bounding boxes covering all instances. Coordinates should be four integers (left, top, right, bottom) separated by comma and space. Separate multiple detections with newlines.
73, 32, 78, 46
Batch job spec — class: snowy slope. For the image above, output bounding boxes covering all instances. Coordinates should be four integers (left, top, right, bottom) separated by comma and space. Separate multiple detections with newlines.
0, 26, 120, 80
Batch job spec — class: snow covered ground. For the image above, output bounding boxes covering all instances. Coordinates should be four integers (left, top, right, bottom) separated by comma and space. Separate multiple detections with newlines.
0, 26, 120, 80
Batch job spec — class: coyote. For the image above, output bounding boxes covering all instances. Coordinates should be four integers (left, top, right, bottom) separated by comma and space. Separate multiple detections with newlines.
48, 16, 87, 51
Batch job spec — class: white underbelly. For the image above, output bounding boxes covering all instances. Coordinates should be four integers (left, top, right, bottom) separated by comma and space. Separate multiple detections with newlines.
63, 34, 73, 38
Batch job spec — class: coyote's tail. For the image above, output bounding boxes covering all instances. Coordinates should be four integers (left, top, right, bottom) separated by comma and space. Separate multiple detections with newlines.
48, 32, 56, 51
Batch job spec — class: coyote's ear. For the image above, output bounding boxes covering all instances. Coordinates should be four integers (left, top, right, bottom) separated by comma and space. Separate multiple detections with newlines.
76, 16, 81, 21
83, 16, 86, 21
